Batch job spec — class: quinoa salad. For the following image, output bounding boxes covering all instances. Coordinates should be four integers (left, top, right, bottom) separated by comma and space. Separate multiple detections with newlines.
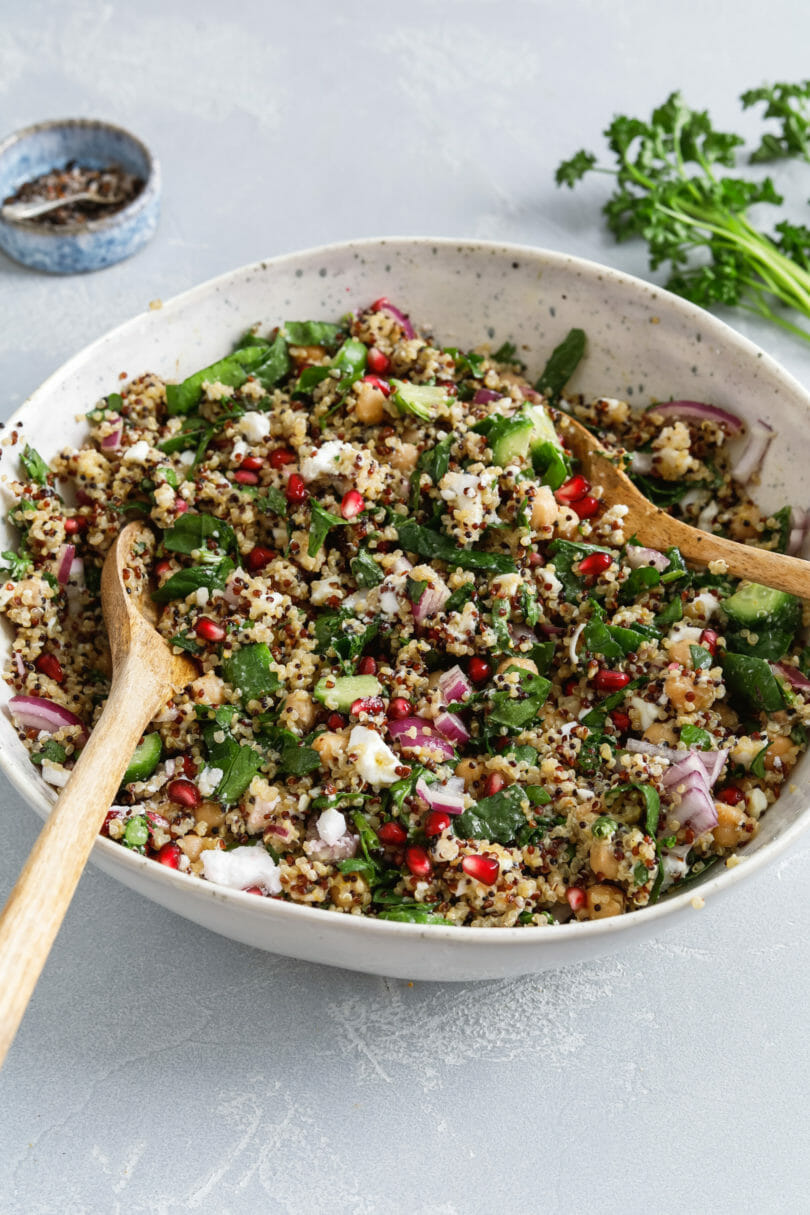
3, 298, 810, 927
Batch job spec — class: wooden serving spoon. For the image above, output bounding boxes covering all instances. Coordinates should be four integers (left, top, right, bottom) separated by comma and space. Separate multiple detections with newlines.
558, 413, 810, 598
0, 522, 195, 1066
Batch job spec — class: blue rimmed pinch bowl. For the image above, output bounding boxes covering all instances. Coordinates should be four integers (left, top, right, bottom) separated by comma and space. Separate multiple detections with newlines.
0, 118, 160, 273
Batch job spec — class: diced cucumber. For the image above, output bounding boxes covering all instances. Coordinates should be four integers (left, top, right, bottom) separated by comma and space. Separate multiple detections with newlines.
390, 381, 448, 420
721, 652, 786, 714
122, 732, 163, 784
521, 403, 562, 453
490, 417, 535, 467
313, 674, 382, 711
722, 582, 801, 633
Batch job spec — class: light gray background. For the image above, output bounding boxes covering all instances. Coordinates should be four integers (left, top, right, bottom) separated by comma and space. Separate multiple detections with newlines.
1, 2, 809, 1212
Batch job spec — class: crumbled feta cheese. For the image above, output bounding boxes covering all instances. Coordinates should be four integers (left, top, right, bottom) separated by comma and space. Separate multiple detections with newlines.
300, 440, 353, 483
123, 440, 151, 464
687, 591, 720, 621
231, 438, 250, 462
316, 806, 347, 846
746, 787, 768, 817
178, 449, 196, 467
349, 725, 401, 786
195, 587, 210, 607
731, 736, 762, 769
197, 766, 224, 797
310, 576, 344, 607
630, 695, 662, 732
202, 845, 281, 893
667, 624, 703, 647
41, 758, 70, 787
238, 411, 271, 443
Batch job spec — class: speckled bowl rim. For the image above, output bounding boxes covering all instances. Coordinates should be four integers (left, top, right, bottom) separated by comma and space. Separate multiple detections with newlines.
5, 235, 810, 962
0, 117, 160, 237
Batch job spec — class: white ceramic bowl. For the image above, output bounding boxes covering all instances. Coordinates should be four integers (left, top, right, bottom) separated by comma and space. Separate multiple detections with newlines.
3, 237, 809, 981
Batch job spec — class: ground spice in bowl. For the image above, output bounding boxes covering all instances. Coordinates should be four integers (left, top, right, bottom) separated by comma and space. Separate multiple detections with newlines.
3, 160, 144, 226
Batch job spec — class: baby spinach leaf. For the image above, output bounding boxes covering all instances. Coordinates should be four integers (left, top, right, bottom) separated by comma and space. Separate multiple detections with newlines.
454, 785, 530, 845
151, 558, 235, 603
535, 328, 585, 399
377, 905, 451, 925
284, 320, 342, 350
351, 549, 384, 588
222, 643, 280, 703
548, 539, 612, 600
680, 723, 713, 750
308, 500, 347, 557
20, 444, 50, 486
162, 511, 237, 556
488, 669, 552, 729
166, 344, 268, 415
397, 521, 516, 574
201, 713, 263, 804
690, 644, 714, 670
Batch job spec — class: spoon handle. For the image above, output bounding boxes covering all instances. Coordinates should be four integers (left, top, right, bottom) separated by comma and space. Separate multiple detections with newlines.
0, 655, 165, 1067
635, 510, 810, 598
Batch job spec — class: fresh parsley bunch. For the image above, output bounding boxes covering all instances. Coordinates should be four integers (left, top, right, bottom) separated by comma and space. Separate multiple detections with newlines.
556, 82, 810, 343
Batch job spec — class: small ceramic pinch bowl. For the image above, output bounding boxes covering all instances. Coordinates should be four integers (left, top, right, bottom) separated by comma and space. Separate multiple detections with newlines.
0, 118, 160, 273
2, 238, 810, 981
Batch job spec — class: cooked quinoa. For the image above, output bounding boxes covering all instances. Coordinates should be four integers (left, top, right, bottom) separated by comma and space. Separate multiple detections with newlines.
3, 299, 809, 927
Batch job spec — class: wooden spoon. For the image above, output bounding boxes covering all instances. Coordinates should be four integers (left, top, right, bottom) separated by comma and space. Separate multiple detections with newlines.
0, 522, 195, 1065
558, 413, 810, 598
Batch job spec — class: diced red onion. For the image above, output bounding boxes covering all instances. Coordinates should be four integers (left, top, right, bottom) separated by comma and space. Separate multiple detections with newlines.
13, 651, 25, 679
625, 738, 726, 789
732, 419, 774, 485
434, 711, 470, 745
307, 831, 359, 863
100, 426, 123, 451
699, 749, 728, 788
415, 776, 466, 816
387, 715, 456, 760
373, 298, 415, 339
472, 388, 503, 405
625, 545, 669, 572
773, 661, 810, 693
55, 543, 75, 586
539, 622, 564, 637
625, 738, 685, 763
663, 753, 718, 835
647, 400, 743, 434
9, 694, 85, 736
412, 575, 450, 623
787, 508, 809, 557
662, 752, 707, 788
519, 386, 544, 404
438, 664, 472, 705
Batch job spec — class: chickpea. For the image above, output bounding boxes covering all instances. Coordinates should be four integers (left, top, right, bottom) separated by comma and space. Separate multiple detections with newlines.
668, 638, 696, 668
585, 883, 626, 919
455, 757, 486, 791
728, 502, 762, 541
191, 671, 226, 705
496, 655, 539, 677
178, 834, 219, 862
280, 689, 316, 733
289, 343, 326, 367
389, 442, 419, 472
664, 670, 715, 712
354, 381, 386, 424
643, 720, 678, 746
589, 841, 620, 880
529, 485, 558, 530
195, 801, 225, 830
712, 802, 756, 848
312, 730, 347, 767
764, 734, 799, 772
554, 505, 580, 540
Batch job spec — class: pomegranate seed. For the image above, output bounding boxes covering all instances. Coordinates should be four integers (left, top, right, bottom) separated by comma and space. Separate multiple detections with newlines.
462, 854, 500, 885
468, 656, 491, 683
577, 551, 612, 576
167, 779, 200, 808
527, 552, 543, 567
405, 845, 432, 878
484, 773, 505, 797
234, 469, 259, 485
564, 679, 579, 697
195, 617, 226, 642
700, 629, 719, 656
341, 489, 365, 519
717, 785, 744, 805
362, 374, 392, 397
610, 709, 631, 732
425, 810, 451, 836
367, 347, 390, 374
327, 712, 346, 730
174, 499, 188, 515
566, 886, 586, 911
357, 656, 377, 675
240, 455, 264, 471
555, 474, 591, 504
244, 886, 265, 896
63, 516, 87, 534
350, 696, 385, 716
572, 495, 600, 519
379, 821, 407, 846
388, 697, 411, 720
157, 842, 181, 869
269, 447, 296, 468
595, 669, 631, 692
371, 296, 391, 311
35, 654, 64, 684
245, 545, 275, 572
155, 558, 172, 577
286, 473, 307, 504
182, 756, 197, 778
